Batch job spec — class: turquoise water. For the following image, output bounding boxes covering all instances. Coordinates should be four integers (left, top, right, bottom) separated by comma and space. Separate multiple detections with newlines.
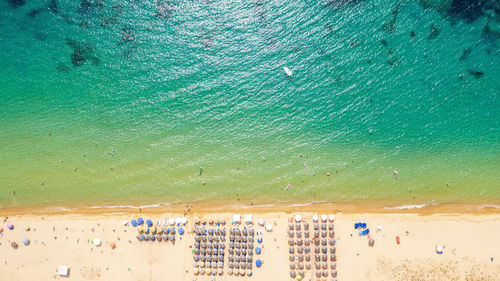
0, 0, 499, 209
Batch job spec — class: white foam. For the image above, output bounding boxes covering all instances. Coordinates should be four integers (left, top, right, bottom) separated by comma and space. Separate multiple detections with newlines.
384, 203, 440, 210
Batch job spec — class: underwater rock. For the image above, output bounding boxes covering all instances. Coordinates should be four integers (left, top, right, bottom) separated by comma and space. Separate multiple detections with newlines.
382, 4, 399, 33
157, 2, 176, 20
71, 50, 86, 66
65, 38, 98, 67
468, 69, 484, 78
78, 0, 93, 15
459, 47, 472, 61
27, 8, 43, 18
410, 30, 416, 38
56, 63, 70, 72
483, 19, 500, 41
428, 24, 440, 39
448, 0, 487, 23
380, 39, 388, 46
121, 27, 135, 43
49, 0, 59, 14
387, 56, 401, 66
7, 0, 25, 8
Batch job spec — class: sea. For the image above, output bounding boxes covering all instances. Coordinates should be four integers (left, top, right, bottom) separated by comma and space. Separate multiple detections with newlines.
0, 0, 499, 209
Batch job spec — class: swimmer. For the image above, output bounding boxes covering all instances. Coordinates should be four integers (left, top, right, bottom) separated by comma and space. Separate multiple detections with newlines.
286, 183, 291, 190
393, 169, 398, 176
326, 171, 331, 176
202, 179, 206, 185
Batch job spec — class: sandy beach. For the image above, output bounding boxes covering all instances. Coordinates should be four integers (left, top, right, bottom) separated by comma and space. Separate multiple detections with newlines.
1, 208, 499, 281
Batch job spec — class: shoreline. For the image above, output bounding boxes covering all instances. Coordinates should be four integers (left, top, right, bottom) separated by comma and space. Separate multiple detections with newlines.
2, 200, 500, 216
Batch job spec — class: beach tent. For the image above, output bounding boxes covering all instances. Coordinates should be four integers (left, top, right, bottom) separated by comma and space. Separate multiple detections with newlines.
244, 214, 253, 225
57, 265, 69, 277
146, 219, 153, 227
256, 260, 262, 268
137, 218, 144, 225
22, 237, 30, 246
131, 219, 138, 227
232, 214, 241, 224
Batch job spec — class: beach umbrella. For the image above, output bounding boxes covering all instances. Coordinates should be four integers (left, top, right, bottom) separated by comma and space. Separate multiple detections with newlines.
168, 218, 175, 225
11, 242, 18, 249
369, 239, 375, 247
314, 223, 319, 230
228, 268, 233, 275
298, 263, 304, 270
110, 242, 116, 249
7, 223, 14, 230
137, 218, 144, 225
194, 255, 199, 262
312, 214, 319, 222
332, 269, 338, 277
199, 267, 205, 274
290, 263, 295, 270
255, 247, 261, 254
131, 220, 138, 227
256, 259, 262, 268
298, 254, 304, 261
331, 261, 336, 269
322, 262, 327, 269
306, 262, 311, 270
321, 215, 327, 222
93, 238, 102, 246
322, 270, 328, 277
304, 223, 309, 230
150, 235, 156, 241
146, 220, 153, 227
305, 253, 311, 261
22, 237, 30, 246
181, 217, 187, 225
315, 262, 321, 269
288, 238, 294, 246
175, 217, 181, 225
304, 230, 310, 238
258, 219, 265, 226
305, 239, 310, 246
288, 230, 294, 238
329, 215, 335, 222
329, 230, 335, 238
315, 271, 322, 278
294, 215, 302, 222
193, 267, 199, 275
178, 228, 185, 235
290, 270, 296, 278
156, 234, 162, 241
163, 234, 168, 241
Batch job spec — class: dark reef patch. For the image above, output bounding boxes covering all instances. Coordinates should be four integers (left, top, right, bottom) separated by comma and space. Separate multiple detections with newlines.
468, 69, 484, 78
410, 30, 416, 38
156, 2, 176, 20
428, 24, 440, 40
27, 8, 43, 19
49, 0, 59, 14
382, 4, 399, 33
448, 0, 488, 23
7, 0, 25, 8
56, 63, 70, 72
459, 47, 472, 61
65, 38, 100, 67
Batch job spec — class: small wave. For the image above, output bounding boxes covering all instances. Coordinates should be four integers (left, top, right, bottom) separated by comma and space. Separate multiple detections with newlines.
57, 203, 172, 211
384, 203, 440, 210
478, 204, 500, 209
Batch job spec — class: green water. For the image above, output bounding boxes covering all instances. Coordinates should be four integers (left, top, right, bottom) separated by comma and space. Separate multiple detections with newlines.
0, 0, 499, 209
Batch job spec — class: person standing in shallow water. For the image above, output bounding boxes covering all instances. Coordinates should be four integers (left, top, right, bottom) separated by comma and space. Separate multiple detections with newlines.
199, 167, 202, 176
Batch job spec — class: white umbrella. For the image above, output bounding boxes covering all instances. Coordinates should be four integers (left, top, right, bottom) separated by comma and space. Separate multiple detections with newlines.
328, 215, 335, 222
294, 215, 302, 223
168, 218, 175, 226
312, 215, 319, 222
321, 215, 327, 222
265, 223, 273, 232
175, 217, 181, 225
93, 238, 101, 246
181, 217, 187, 225
258, 219, 265, 226
122, 220, 128, 226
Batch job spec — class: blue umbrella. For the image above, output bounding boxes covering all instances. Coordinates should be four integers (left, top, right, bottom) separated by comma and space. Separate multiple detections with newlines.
131, 219, 138, 227
178, 228, 184, 235
146, 219, 153, 227
256, 259, 262, 267
22, 237, 30, 246
255, 247, 262, 254
137, 217, 144, 225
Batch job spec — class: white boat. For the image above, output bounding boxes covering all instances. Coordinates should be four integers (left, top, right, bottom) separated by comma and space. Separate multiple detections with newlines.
283, 66, 293, 77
